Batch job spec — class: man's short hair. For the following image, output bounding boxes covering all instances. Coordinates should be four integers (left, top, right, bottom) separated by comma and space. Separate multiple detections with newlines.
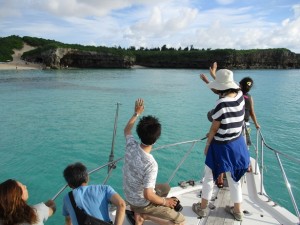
63, 162, 88, 188
136, 115, 161, 145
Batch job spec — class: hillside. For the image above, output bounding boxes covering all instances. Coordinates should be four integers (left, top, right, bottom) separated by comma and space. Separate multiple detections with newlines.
1, 35, 300, 69
0, 43, 41, 70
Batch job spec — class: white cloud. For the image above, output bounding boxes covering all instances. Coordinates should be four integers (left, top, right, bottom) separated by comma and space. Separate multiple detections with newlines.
126, 3, 198, 47
37, 0, 128, 17
268, 16, 300, 52
0, 0, 22, 19
180, 4, 300, 53
0, 0, 300, 53
29, 0, 172, 18
119, 2, 300, 53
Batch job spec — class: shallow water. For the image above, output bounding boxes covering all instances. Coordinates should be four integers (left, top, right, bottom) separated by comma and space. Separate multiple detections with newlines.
0, 68, 299, 224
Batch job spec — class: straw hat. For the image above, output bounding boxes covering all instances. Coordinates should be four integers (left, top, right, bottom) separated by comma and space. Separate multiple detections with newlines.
207, 69, 239, 91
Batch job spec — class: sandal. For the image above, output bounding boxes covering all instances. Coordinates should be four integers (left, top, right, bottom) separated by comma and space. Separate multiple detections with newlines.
178, 180, 195, 188
187, 180, 195, 186
178, 181, 189, 188
192, 202, 207, 217
225, 206, 243, 221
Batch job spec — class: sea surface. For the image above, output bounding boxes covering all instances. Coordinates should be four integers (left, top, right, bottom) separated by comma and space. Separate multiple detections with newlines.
0, 68, 299, 225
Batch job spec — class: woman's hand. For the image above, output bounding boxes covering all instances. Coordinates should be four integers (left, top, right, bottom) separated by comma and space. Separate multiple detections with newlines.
209, 62, 217, 79
44, 199, 56, 216
200, 74, 209, 84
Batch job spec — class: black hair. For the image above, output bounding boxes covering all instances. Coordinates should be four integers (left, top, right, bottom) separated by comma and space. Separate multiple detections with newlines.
217, 88, 239, 97
136, 115, 161, 145
63, 162, 88, 188
239, 77, 253, 94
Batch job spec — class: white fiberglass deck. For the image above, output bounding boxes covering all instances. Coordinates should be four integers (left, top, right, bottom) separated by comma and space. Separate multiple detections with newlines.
111, 159, 298, 225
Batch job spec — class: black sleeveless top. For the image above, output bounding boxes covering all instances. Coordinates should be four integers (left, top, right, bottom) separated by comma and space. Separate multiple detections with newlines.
243, 93, 251, 122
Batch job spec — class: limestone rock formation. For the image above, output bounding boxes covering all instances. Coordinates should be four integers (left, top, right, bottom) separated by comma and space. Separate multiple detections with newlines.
22, 46, 300, 69
23, 48, 135, 69
134, 49, 300, 69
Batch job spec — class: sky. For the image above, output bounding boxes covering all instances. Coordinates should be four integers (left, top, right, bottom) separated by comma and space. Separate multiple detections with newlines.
1, 0, 300, 53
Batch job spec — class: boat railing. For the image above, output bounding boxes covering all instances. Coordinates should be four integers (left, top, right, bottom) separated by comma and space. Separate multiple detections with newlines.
52, 102, 207, 201
51, 104, 299, 223
51, 137, 207, 201
253, 128, 300, 222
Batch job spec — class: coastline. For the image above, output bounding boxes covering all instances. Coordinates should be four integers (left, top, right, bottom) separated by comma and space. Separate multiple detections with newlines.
0, 43, 42, 70
131, 65, 147, 69
0, 63, 42, 70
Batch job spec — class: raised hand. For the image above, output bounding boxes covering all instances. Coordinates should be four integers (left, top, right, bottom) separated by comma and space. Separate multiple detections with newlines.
209, 62, 217, 79
200, 74, 210, 84
134, 98, 144, 116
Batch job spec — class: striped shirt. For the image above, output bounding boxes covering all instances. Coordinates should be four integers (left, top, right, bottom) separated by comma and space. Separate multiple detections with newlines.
212, 90, 245, 143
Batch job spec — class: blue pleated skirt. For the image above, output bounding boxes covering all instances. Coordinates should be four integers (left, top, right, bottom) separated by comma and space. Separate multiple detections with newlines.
205, 135, 250, 182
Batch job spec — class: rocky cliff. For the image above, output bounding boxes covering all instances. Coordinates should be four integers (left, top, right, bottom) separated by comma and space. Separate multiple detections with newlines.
134, 49, 300, 69
220, 49, 300, 69
22, 46, 300, 69
23, 48, 135, 69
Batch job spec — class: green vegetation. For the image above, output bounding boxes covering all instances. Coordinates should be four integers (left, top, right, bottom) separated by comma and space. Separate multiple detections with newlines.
126, 47, 292, 67
0, 35, 134, 61
0, 35, 293, 66
131, 47, 291, 61
0, 35, 23, 61
22, 36, 62, 47
21, 36, 133, 58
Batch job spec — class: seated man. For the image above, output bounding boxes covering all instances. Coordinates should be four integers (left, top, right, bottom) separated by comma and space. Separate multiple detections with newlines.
62, 162, 126, 225
122, 98, 185, 225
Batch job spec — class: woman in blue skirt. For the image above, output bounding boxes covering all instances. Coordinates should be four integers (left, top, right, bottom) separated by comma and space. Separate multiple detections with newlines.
193, 69, 250, 221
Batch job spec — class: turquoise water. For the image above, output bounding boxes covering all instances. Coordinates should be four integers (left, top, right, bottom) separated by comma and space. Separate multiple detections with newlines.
0, 68, 299, 224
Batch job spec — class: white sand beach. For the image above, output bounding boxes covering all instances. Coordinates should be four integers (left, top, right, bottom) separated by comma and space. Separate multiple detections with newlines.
0, 43, 42, 70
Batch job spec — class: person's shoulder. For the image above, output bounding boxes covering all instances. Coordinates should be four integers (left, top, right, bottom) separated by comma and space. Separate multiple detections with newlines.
86, 184, 114, 191
62, 192, 71, 201
125, 135, 139, 151
237, 90, 243, 96
125, 134, 136, 143
32, 202, 47, 210
86, 184, 116, 196
32, 202, 49, 214
243, 92, 252, 100
32, 202, 50, 223
146, 155, 158, 168
125, 134, 134, 139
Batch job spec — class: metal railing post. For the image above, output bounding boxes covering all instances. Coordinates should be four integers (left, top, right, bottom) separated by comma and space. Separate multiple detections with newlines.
259, 132, 264, 195
255, 128, 300, 221
275, 153, 300, 221
51, 138, 206, 201
254, 129, 259, 175
107, 102, 121, 173
167, 141, 196, 184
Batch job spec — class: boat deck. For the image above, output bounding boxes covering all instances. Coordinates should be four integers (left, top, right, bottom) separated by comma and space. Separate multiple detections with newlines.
119, 174, 297, 224
168, 171, 295, 225
110, 159, 298, 225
